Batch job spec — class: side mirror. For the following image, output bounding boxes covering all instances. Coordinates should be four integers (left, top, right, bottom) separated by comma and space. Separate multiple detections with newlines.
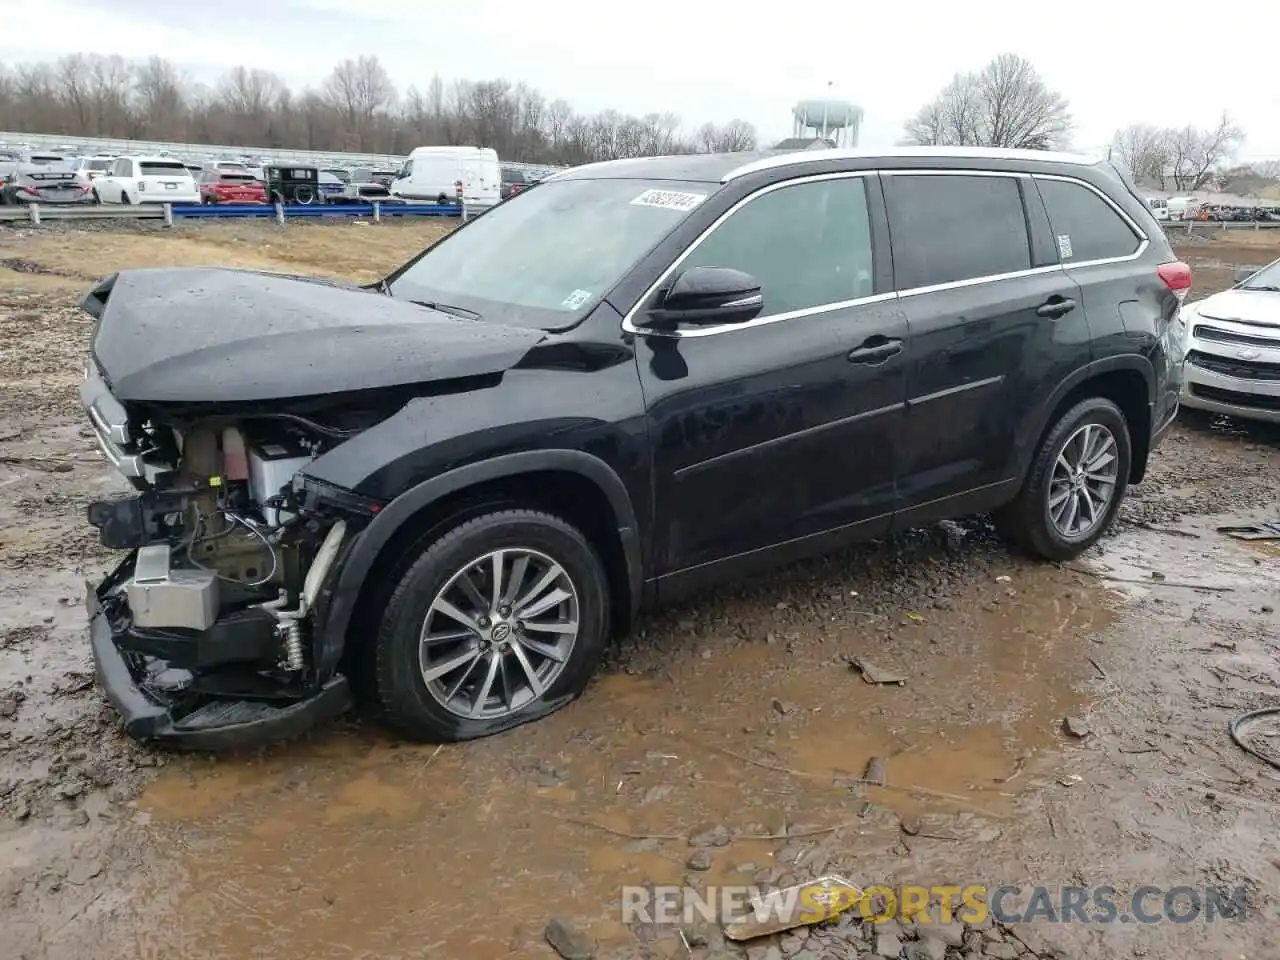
1233, 266, 1258, 285
645, 266, 764, 327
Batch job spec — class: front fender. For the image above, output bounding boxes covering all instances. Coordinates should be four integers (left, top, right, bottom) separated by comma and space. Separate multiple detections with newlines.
313, 449, 644, 675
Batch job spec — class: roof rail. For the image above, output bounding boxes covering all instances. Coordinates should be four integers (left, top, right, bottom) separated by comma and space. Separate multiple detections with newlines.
722, 146, 1099, 182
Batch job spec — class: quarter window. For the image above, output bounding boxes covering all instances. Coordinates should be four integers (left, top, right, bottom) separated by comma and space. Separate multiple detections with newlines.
1035, 177, 1142, 263
676, 176, 875, 319
885, 174, 1032, 289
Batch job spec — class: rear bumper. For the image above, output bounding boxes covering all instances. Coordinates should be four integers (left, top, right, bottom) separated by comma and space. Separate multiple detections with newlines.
88, 566, 352, 750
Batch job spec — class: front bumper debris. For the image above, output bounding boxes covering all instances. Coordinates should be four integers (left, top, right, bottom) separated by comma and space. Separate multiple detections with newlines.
88, 563, 352, 750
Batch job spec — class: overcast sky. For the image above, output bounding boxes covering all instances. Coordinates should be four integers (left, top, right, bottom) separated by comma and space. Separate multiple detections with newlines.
5, 0, 1278, 159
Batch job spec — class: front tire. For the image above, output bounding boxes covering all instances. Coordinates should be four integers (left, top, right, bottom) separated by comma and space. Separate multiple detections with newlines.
371, 509, 610, 741
994, 397, 1132, 561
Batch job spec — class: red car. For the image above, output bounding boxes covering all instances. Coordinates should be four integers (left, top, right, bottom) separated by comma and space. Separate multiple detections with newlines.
199, 170, 267, 204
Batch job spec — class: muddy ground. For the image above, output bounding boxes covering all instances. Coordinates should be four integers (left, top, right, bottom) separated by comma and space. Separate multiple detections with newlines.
0, 221, 1277, 960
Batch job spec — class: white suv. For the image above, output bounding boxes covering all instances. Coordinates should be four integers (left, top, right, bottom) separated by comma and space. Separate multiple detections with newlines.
94, 156, 199, 205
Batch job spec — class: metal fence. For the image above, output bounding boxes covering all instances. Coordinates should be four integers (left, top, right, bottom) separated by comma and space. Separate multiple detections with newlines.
2, 200, 1278, 231
0, 201, 465, 225
1161, 218, 1280, 233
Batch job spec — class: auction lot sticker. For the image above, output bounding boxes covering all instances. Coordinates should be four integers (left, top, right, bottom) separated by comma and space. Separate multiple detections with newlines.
630, 189, 707, 212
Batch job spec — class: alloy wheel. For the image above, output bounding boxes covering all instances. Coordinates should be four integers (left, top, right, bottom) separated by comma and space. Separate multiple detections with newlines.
1048, 422, 1120, 539
418, 547, 580, 719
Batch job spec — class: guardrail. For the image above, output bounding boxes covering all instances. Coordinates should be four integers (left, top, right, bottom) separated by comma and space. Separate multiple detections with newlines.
3, 200, 1278, 234
1162, 219, 1280, 232
0, 201, 466, 225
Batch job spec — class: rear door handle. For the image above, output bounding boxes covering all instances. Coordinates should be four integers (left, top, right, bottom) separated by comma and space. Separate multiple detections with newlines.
1036, 297, 1077, 320
848, 337, 903, 365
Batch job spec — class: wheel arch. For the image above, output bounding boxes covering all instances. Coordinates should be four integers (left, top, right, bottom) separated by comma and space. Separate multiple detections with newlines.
315, 450, 644, 676
1017, 356, 1155, 486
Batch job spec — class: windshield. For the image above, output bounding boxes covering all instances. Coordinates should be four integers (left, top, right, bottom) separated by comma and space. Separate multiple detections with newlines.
387, 177, 713, 328
1239, 259, 1280, 291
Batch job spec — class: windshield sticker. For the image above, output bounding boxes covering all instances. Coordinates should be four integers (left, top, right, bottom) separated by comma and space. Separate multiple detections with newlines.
561, 289, 593, 310
630, 189, 707, 212
1057, 234, 1073, 259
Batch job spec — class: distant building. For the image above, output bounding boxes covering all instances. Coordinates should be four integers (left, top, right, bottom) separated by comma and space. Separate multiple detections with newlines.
773, 137, 837, 151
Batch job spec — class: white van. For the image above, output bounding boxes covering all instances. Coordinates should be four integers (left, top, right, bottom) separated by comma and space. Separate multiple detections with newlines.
1166, 197, 1197, 222
391, 146, 500, 208
1145, 197, 1169, 221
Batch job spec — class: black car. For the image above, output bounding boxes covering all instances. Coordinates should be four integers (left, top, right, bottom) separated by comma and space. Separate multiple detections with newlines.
261, 165, 321, 204
80, 147, 1186, 749
500, 166, 532, 200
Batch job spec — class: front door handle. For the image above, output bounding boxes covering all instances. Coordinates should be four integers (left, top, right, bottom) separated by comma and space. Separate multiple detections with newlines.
848, 336, 903, 365
1036, 297, 1077, 320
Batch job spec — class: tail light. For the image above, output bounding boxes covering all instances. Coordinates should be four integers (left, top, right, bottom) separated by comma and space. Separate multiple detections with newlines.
1157, 261, 1192, 302
19, 185, 41, 196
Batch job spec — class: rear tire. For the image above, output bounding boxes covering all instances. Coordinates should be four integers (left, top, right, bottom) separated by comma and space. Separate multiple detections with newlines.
370, 508, 610, 742
994, 397, 1132, 561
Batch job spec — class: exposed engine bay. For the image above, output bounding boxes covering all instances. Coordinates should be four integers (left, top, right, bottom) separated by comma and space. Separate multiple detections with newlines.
83, 365, 379, 742
78, 265, 550, 746
92, 418, 335, 649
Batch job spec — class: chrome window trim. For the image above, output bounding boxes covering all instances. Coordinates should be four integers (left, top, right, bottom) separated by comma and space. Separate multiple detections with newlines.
721, 146, 1098, 183
897, 264, 1066, 299
1030, 172, 1149, 263
886, 170, 1149, 297
622, 167, 1152, 339
879, 168, 1031, 179
621, 171, 888, 340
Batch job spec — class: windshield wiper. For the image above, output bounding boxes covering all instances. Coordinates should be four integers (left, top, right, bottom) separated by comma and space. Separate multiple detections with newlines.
1241, 285, 1280, 292
409, 299, 482, 320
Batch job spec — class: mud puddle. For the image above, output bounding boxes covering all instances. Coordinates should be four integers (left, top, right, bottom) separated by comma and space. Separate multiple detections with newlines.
119, 560, 1106, 959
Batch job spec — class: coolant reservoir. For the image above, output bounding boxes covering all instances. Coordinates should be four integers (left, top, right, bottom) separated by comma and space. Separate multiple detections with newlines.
221, 427, 249, 481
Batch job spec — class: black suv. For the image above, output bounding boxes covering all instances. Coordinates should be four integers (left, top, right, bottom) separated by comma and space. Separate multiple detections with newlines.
80, 147, 1187, 748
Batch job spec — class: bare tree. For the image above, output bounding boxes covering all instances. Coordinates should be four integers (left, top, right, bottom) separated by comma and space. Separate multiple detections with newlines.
1111, 115, 1246, 191
87, 55, 133, 137
323, 55, 396, 151
132, 57, 188, 140
0, 51, 765, 166
903, 54, 1071, 150
1253, 160, 1280, 180
1111, 123, 1171, 188
1167, 113, 1245, 190
695, 119, 758, 153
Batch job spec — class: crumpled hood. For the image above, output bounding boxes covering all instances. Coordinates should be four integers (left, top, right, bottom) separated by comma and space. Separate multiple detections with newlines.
1192, 289, 1280, 328
86, 267, 545, 404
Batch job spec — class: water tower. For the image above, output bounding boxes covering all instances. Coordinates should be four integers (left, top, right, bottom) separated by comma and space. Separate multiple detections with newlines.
791, 91, 862, 148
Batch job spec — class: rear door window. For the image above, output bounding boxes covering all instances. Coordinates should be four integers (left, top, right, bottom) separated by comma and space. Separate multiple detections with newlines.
884, 174, 1032, 289
140, 162, 190, 177
1033, 177, 1143, 264
678, 176, 876, 318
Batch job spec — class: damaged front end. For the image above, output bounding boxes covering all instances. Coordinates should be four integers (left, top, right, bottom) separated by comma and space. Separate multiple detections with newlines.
83, 361, 378, 748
